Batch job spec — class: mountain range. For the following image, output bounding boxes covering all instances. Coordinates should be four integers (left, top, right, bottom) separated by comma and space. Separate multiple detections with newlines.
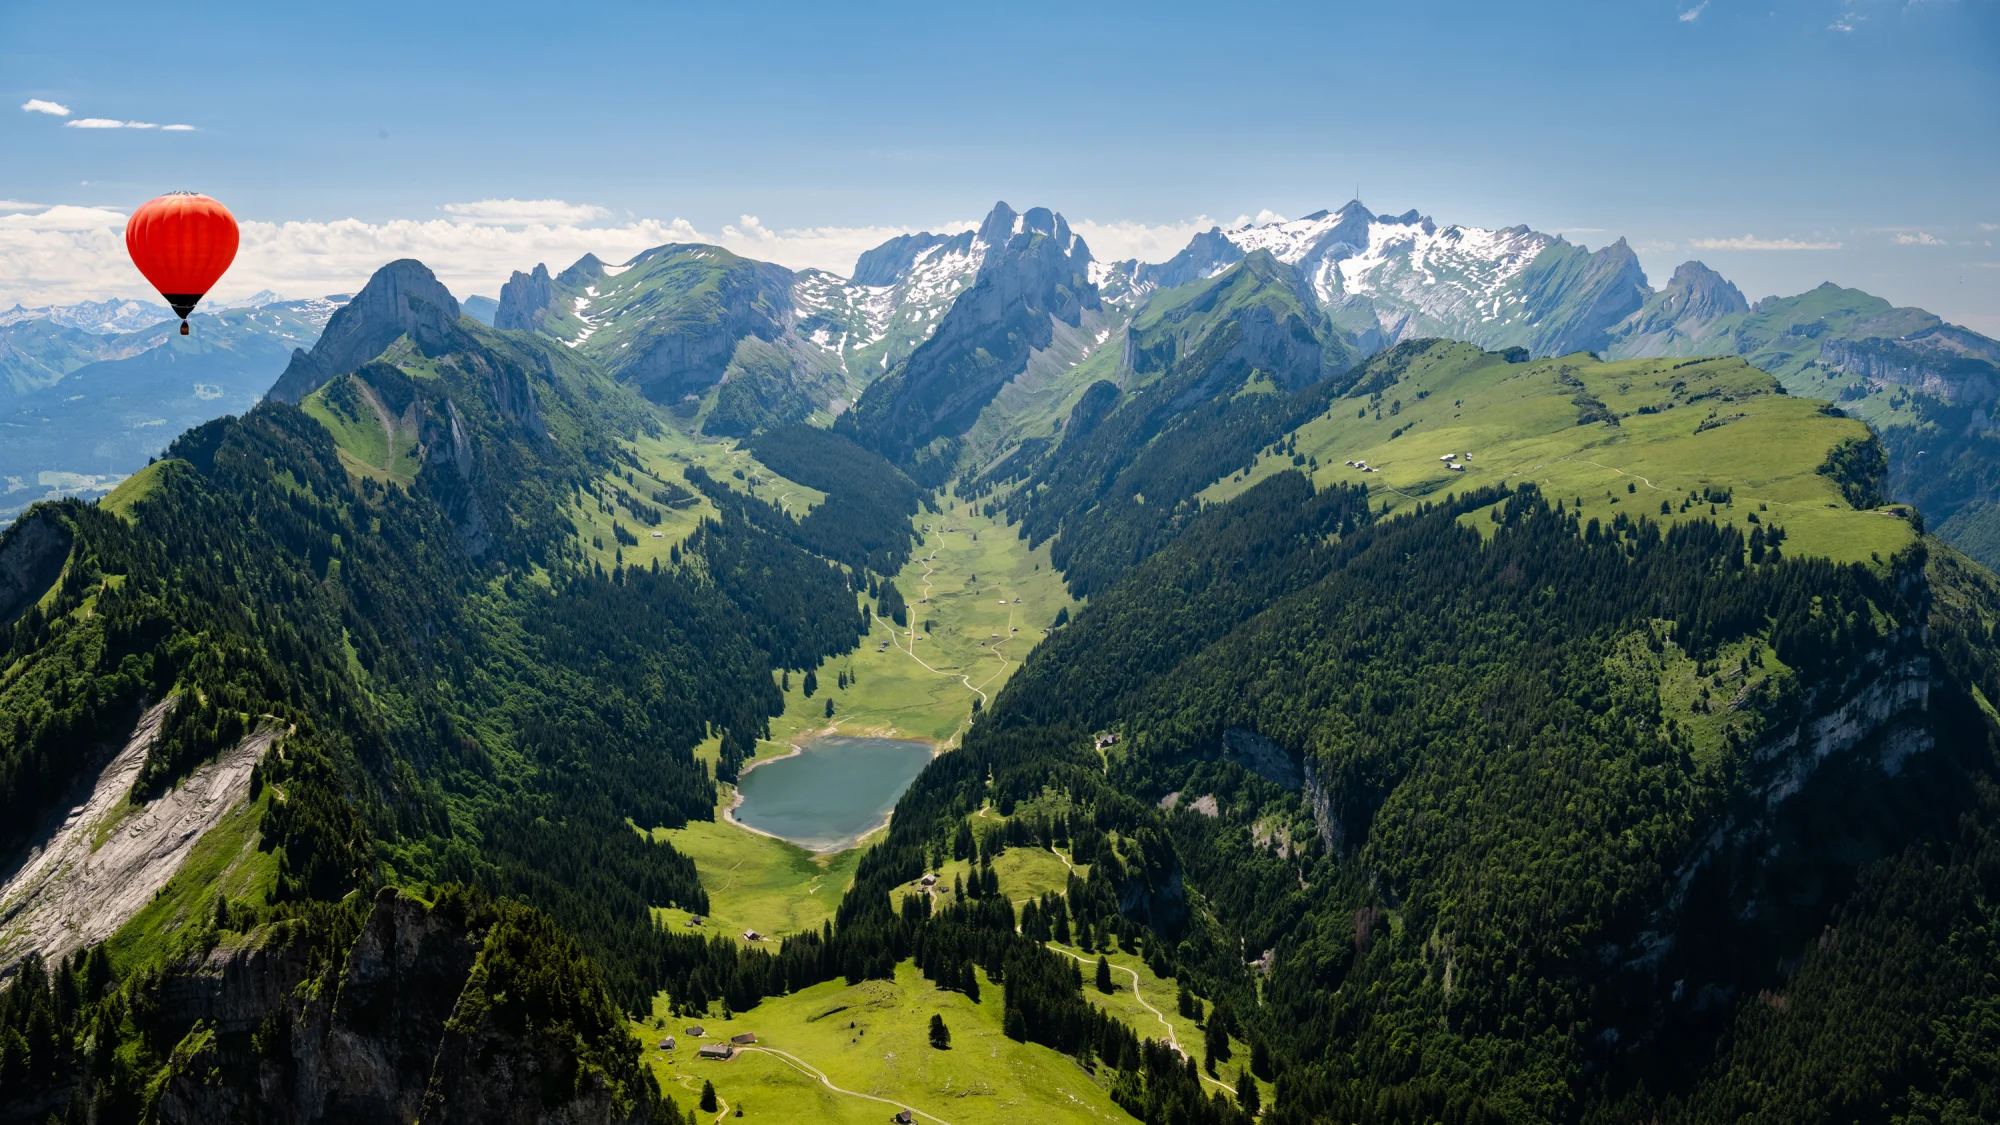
4, 196, 2000, 1123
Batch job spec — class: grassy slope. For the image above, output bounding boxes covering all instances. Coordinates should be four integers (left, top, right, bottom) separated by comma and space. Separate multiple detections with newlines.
634, 962, 1136, 1125
98, 460, 169, 522
103, 791, 277, 976
1201, 344, 1914, 569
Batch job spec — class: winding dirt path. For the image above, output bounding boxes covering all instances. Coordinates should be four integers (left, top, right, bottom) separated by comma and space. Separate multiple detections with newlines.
737, 1045, 955, 1125
1046, 946, 1234, 1093
887, 530, 1002, 708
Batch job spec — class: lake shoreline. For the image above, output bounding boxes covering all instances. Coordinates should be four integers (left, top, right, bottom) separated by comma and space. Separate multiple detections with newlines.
725, 734, 936, 855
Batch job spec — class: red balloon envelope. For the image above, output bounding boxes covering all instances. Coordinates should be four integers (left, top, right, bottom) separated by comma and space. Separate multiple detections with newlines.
125, 192, 239, 335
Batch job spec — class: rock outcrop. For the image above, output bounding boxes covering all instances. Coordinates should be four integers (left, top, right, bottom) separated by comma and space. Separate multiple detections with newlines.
842, 202, 1100, 475
149, 889, 655, 1125
495, 263, 557, 332
1514, 236, 1651, 357
1608, 260, 1749, 358
852, 232, 955, 287
1820, 328, 2000, 403
269, 260, 463, 404
0, 702, 279, 980
0, 507, 72, 627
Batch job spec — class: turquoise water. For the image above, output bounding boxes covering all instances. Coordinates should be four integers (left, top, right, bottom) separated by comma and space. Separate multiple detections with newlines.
732, 736, 934, 852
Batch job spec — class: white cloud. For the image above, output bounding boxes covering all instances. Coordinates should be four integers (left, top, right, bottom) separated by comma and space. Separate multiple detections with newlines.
21, 99, 70, 117
0, 205, 131, 231
1980, 222, 1998, 232
1896, 231, 1944, 245
1679, 1, 1709, 21
442, 198, 613, 226
0, 200, 986, 308
0, 201, 41, 213
1688, 233, 1843, 251
1829, 13, 1858, 31
1072, 216, 1228, 262
60, 117, 182, 131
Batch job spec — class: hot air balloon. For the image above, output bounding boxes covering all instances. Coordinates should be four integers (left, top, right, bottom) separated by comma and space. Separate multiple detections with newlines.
125, 192, 239, 335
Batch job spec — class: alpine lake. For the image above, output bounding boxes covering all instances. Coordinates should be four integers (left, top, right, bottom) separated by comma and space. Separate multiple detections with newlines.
731, 735, 934, 852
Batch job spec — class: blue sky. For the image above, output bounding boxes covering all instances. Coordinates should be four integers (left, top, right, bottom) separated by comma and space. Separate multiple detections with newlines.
4, 0, 1996, 331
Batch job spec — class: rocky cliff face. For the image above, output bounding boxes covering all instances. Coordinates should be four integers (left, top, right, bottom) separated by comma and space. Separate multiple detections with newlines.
842, 202, 1099, 475
852, 231, 956, 287
603, 247, 799, 404
1820, 328, 2000, 403
269, 261, 463, 404
1608, 260, 1749, 358
1128, 227, 1247, 292
0, 508, 71, 627
1513, 236, 1651, 356
148, 889, 654, 1125
495, 263, 557, 332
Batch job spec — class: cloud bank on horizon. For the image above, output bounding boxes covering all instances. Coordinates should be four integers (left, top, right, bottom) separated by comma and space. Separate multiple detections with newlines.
2, 199, 1994, 337
0, 198, 1250, 310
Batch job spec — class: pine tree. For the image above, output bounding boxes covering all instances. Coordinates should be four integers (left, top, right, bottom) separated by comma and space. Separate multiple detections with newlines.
1095, 955, 1114, 994
929, 1013, 951, 1050
699, 1080, 717, 1113
1236, 1068, 1261, 1116
803, 668, 817, 697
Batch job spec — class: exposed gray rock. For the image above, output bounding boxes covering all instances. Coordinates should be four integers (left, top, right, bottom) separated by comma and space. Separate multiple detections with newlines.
843, 201, 1100, 467
1219, 727, 1301, 790
1515, 236, 1651, 357
1609, 261, 1748, 358
0, 701, 279, 980
0, 507, 72, 627
1819, 328, 2000, 403
494, 263, 556, 332
269, 260, 462, 404
853, 232, 956, 287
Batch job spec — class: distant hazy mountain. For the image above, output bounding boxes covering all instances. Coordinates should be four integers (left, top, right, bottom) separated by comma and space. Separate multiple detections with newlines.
0, 297, 343, 520
0, 297, 174, 335
461, 294, 499, 326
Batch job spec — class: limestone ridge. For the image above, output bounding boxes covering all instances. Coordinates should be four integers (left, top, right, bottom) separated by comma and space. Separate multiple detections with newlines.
268, 261, 462, 404
493, 263, 556, 331
604, 246, 799, 403
1606, 260, 1750, 358
840, 201, 1100, 478
1128, 227, 1247, 291
852, 231, 956, 286
1513, 236, 1650, 356
0, 701, 278, 981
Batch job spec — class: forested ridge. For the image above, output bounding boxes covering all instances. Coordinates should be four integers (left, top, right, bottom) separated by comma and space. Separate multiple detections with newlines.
0, 303, 885, 1121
